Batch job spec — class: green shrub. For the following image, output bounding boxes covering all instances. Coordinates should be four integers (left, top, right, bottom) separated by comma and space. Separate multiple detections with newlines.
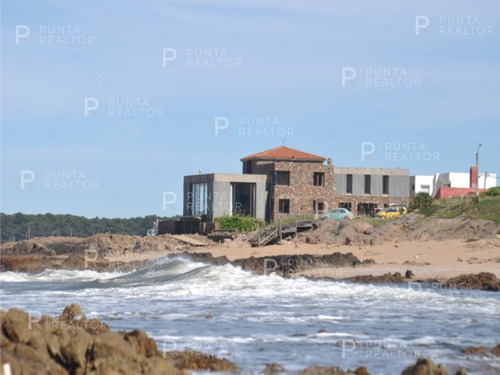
409, 192, 434, 211
484, 186, 500, 197
214, 215, 262, 232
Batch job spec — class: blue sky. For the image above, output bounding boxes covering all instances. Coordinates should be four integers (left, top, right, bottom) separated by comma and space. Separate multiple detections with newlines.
1, 0, 499, 218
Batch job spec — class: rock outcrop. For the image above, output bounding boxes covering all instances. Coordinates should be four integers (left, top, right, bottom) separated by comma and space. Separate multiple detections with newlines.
347, 272, 406, 284
164, 350, 239, 372
400, 358, 448, 375
0, 305, 239, 375
231, 253, 375, 276
298, 365, 370, 375
442, 272, 500, 291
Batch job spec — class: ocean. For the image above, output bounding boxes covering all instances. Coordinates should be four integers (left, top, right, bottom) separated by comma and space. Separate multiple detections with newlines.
1, 256, 499, 374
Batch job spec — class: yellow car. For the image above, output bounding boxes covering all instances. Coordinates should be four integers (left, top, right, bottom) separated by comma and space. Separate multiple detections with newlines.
377, 206, 407, 219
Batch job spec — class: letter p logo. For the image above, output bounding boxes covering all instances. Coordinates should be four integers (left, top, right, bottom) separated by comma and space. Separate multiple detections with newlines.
214, 117, 229, 136
84, 98, 99, 117
16, 25, 30, 44
342, 67, 356, 87
415, 16, 430, 35
361, 142, 376, 161
163, 48, 177, 67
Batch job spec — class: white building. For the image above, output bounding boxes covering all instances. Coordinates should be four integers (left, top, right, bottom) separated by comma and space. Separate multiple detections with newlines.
411, 167, 497, 198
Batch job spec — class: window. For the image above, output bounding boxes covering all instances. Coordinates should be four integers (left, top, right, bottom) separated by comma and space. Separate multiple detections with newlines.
313, 200, 325, 214
346, 174, 353, 194
276, 171, 290, 186
189, 183, 208, 216
279, 199, 290, 214
364, 175, 371, 195
382, 175, 389, 195
313, 172, 325, 186
420, 185, 430, 194
243, 161, 252, 174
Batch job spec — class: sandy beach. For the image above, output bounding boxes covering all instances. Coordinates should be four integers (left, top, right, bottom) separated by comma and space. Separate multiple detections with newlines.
105, 237, 500, 281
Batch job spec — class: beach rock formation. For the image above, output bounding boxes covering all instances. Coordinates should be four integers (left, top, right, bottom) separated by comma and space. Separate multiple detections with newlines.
262, 362, 285, 374
303, 220, 400, 247
442, 272, 500, 291
231, 252, 374, 276
347, 272, 406, 284
298, 365, 370, 375
165, 350, 239, 372
491, 344, 500, 356
400, 357, 449, 375
461, 346, 487, 354
0, 305, 239, 375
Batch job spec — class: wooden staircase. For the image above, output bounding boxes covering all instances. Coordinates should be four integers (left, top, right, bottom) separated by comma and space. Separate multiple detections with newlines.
248, 220, 318, 247
249, 226, 279, 247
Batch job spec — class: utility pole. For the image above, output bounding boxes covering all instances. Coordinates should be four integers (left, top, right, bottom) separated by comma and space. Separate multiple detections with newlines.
475, 143, 482, 197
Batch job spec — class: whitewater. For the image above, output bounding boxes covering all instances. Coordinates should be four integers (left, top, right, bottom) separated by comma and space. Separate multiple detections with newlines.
1, 256, 499, 374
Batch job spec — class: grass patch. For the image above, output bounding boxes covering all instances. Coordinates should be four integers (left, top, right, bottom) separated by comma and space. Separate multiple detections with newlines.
418, 206, 439, 217
464, 197, 500, 224
215, 215, 263, 232
418, 196, 500, 224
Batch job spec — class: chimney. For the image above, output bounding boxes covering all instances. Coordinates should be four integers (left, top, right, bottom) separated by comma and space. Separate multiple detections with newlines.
470, 166, 477, 188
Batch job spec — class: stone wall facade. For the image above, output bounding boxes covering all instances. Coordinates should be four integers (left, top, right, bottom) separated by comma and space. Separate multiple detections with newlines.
247, 160, 336, 221
243, 159, 410, 220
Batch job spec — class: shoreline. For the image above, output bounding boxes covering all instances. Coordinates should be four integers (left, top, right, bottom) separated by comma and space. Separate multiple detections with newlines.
2, 237, 499, 291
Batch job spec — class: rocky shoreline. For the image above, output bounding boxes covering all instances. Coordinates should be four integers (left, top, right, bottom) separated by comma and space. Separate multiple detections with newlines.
2, 304, 498, 375
2, 248, 500, 292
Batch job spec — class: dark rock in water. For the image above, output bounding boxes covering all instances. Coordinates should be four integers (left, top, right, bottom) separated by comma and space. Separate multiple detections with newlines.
346, 272, 406, 284
405, 270, 414, 279
298, 365, 370, 375
0, 304, 240, 375
262, 362, 285, 374
400, 357, 448, 375
492, 344, 500, 356
461, 346, 487, 355
231, 252, 375, 276
164, 350, 240, 372
442, 272, 500, 291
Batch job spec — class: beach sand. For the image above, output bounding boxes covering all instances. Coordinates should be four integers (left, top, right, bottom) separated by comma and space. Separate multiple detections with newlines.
106, 237, 500, 281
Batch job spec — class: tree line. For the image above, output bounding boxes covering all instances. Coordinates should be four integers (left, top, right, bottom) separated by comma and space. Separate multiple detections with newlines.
0, 213, 179, 243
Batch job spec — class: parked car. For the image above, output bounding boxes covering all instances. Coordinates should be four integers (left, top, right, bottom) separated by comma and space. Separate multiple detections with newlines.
377, 206, 407, 219
371, 207, 384, 218
322, 208, 355, 220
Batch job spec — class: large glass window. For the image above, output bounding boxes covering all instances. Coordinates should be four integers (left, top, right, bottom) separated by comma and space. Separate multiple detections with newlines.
364, 175, 371, 195
382, 175, 389, 195
346, 174, 353, 194
189, 183, 208, 216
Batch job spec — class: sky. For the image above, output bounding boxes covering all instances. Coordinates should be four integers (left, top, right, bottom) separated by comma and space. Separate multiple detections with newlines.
1, 0, 499, 218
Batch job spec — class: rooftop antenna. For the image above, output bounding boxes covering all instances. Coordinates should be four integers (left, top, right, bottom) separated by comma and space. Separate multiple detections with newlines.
282, 138, 287, 146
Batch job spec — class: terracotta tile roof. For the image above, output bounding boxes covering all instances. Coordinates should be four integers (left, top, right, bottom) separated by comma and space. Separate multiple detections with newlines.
241, 146, 325, 162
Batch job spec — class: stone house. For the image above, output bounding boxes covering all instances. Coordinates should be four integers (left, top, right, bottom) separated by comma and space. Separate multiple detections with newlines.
183, 146, 410, 222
